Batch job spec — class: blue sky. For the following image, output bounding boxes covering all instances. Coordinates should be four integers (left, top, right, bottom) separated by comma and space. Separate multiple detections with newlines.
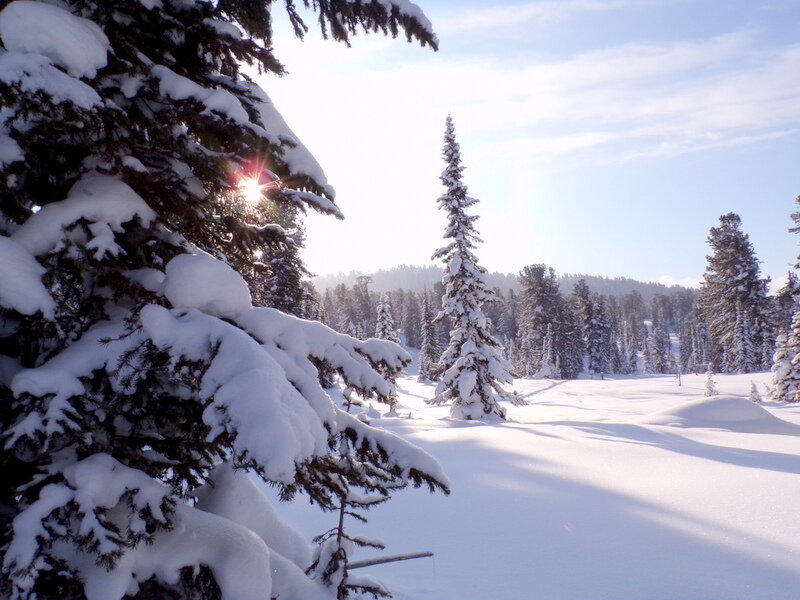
262, 0, 800, 288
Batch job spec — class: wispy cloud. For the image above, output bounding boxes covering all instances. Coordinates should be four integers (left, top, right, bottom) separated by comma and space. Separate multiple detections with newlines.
433, 0, 636, 35
264, 4, 800, 275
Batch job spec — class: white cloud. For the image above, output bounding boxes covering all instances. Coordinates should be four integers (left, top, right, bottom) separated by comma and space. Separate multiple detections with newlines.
433, 0, 636, 35
260, 6, 800, 275
268, 29, 800, 163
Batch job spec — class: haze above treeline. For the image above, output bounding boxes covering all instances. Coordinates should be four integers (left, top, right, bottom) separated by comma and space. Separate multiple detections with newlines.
312, 265, 695, 301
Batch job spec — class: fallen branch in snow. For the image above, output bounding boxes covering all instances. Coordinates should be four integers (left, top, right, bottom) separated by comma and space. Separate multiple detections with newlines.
348, 552, 434, 569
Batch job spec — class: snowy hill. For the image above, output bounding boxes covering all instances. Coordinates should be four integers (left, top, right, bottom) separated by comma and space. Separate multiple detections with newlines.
266, 371, 800, 600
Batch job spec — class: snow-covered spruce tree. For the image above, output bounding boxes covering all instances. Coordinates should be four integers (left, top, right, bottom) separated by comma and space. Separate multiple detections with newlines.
264, 225, 312, 317
418, 292, 441, 381
402, 292, 421, 348
774, 272, 800, 332
704, 368, 719, 397
573, 282, 612, 377
374, 293, 400, 343
430, 116, 520, 419
516, 264, 582, 379
698, 213, 773, 373
0, 2, 448, 599
642, 336, 654, 374
497, 288, 520, 344
539, 324, 559, 379
587, 293, 613, 376
626, 334, 639, 374
650, 321, 671, 374
770, 198, 800, 402
352, 276, 376, 340
749, 381, 762, 404
770, 310, 800, 403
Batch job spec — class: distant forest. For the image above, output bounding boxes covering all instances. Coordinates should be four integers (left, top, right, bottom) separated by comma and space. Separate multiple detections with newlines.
312, 264, 694, 301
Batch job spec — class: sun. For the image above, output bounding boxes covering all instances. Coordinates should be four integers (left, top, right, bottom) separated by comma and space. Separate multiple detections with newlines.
238, 176, 267, 205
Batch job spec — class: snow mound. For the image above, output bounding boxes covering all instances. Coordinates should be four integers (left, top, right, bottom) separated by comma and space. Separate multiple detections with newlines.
636, 395, 800, 435
162, 254, 252, 319
0, 1, 110, 79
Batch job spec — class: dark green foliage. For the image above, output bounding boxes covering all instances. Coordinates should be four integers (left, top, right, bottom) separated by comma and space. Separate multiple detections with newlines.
516, 264, 583, 379
698, 213, 773, 373
0, 0, 440, 597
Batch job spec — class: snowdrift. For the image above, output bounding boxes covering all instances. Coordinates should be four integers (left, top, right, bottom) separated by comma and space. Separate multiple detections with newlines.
636, 395, 800, 435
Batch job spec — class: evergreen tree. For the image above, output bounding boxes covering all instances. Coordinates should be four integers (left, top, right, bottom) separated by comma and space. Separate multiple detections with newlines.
586, 293, 612, 376
790, 194, 800, 268
517, 264, 582, 379
770, 310, 800, 403
572, 279, 613, 374
418, 292, 441, 381
608, 331, 624, 374
539, 324, 559, 379
626, 334, 639, 374
704, 368, 719, 397
774, 272, 799, 333
265, 227, 311, 317
430, 116, 519, 419
0, 2, 446, 599
698, 213, 773, 373
650, 321, 672, 374
497, 288, 520, 344
749, 381, 763, 404
375, 293, 400, 343
353, 276, 376, 339
402, 291, 422, 348
573, 278, 594, 353
643, 336, 654, 374
555, 298, 585, 379
730, 301, 756, 373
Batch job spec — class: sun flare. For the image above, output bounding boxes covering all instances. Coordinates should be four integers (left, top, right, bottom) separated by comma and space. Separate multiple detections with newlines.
238, 176, 267, 205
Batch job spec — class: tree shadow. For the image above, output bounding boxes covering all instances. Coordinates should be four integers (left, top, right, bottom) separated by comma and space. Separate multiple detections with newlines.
533, 420, 800, 476
518, 379, 569, 398
367, 429, 800, 600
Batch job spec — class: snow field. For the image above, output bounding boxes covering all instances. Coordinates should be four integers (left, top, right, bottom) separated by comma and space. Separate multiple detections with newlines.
266, 371, 800, 600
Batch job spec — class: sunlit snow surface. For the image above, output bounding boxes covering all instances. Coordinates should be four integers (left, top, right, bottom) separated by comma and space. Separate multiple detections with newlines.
266, 368, 800, 600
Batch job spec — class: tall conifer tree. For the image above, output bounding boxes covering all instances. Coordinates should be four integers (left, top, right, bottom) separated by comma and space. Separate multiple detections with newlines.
375, 293, 400, 343
418, 292, 441, 381
699, 213, 773, 373
431, 117, 519, 419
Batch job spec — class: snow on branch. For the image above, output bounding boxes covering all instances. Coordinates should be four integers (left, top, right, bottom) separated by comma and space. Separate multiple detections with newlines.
70, 504, 274, 600
237, 307, 411, 406
3, 453, 172, 598
335, 409, 450, 492
245, 83, 337, 202
0, 52, 101, 109
140, 305, 331, 483
11, 173, 156, 258
0, 236, 55, 318
0, 1, 109, 79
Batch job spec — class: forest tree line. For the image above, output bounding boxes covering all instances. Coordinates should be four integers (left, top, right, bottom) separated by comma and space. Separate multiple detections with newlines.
297, 211, 796, 381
